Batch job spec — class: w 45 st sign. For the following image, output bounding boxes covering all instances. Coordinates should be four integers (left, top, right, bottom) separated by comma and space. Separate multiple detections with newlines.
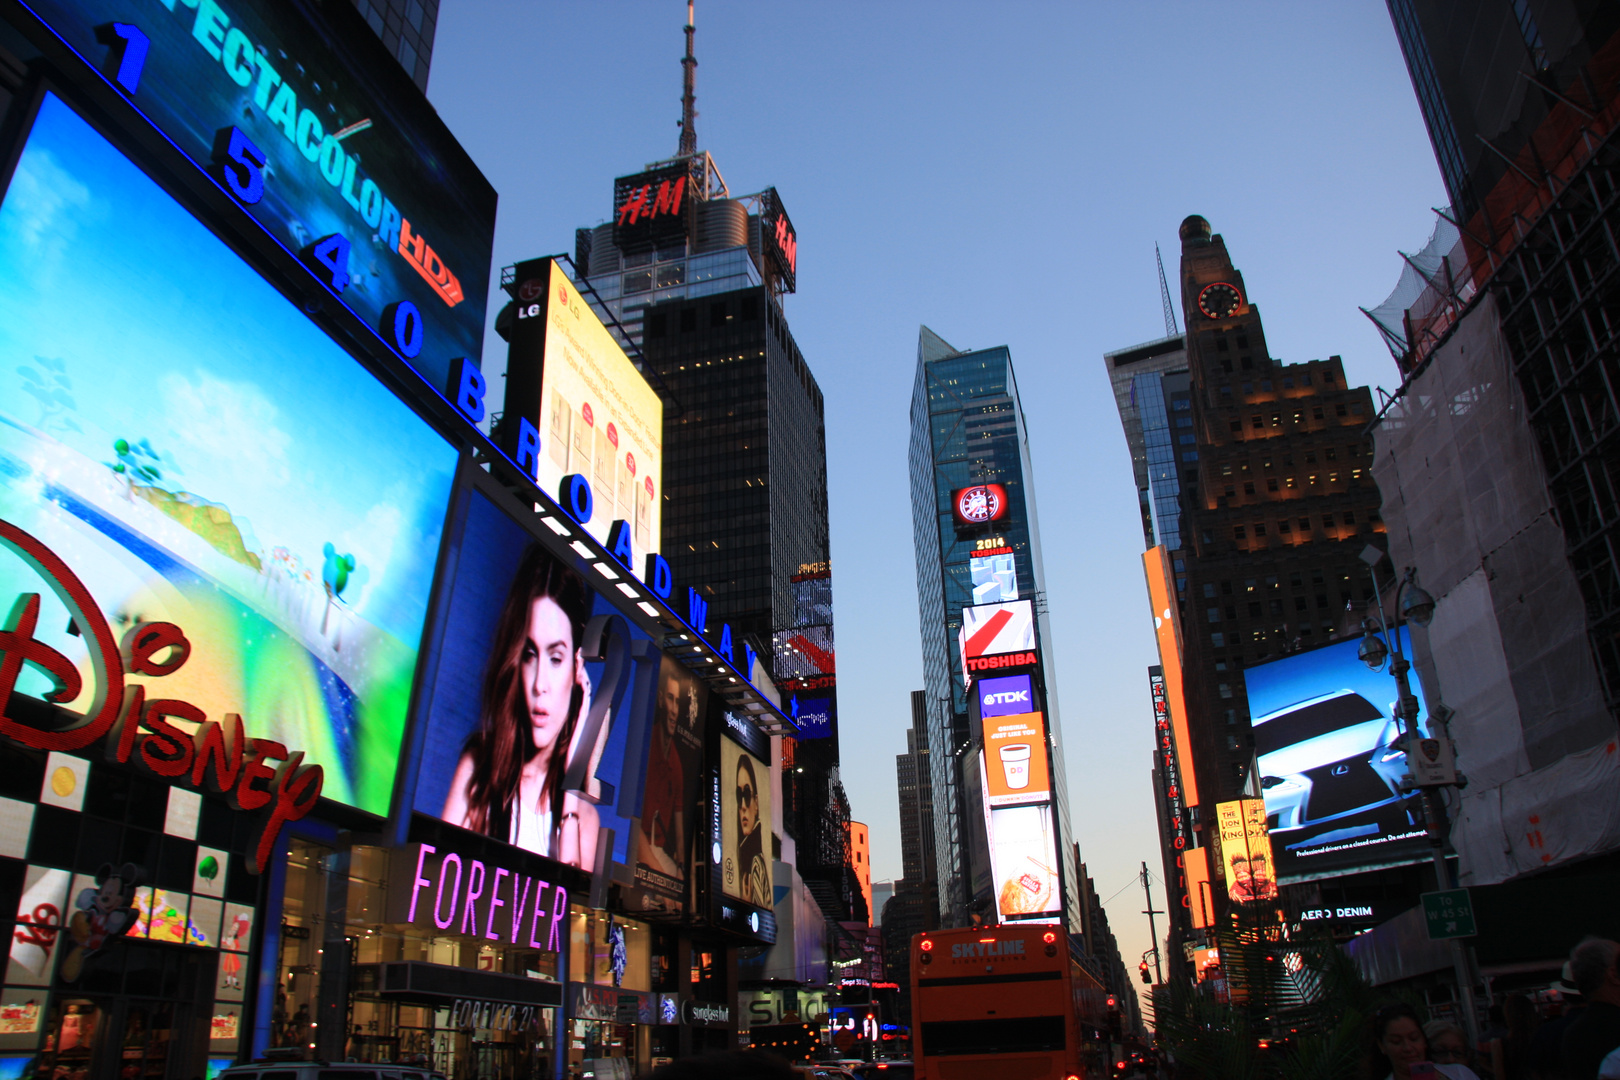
1422, 888, 1476, 940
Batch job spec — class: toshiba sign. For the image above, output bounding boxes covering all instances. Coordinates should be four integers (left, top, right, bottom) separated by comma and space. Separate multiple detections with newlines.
967, 651, 1037, 673
959, 600, 1038, 685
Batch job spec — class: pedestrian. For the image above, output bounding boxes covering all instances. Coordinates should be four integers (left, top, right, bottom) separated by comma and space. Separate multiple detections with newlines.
1498, 992, 1539, 1080
1562, 939, 1620, 1080
1373, 1003, 1481, 1080
1427, 1019, 1476, 1074
1531, 963, 1585, 1080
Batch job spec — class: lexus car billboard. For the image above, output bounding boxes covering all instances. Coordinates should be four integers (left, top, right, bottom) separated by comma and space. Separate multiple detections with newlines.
1246, 635, 1433, 882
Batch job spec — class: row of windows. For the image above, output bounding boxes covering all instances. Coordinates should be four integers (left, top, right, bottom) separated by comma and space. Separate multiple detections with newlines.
1230, 510, 1369, 539
1221, 466, 1369, 498
1223, 400, 1365, 428
1219, 445, 1364, 473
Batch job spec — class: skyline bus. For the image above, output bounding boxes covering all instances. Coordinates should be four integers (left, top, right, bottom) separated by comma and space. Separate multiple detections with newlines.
911, 924, 1109, 1080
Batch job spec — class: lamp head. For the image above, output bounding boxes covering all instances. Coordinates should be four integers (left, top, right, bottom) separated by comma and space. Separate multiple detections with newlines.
1358, 626, 1389, 671
1402, 583, 1436, 628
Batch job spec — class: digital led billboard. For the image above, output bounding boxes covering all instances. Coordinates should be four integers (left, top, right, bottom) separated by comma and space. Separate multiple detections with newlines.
952, 484, 1008, 526
410, 480, 656, 874
26, 0, 497, 388
628, 655, 706, 914
720, 737, 772, 908
772, 625, 834, 681
0, 92, 456, 816
503, 260, 663, 565
1246, 634, 1432, 881
970, 550, 1017, 605
983, 793, 1062, 922
981, 711, 1050, 808
612, 163, 692, 254
1210, 799, 1279, 903
959, 599, 1036, 686
759, 187, 797, 294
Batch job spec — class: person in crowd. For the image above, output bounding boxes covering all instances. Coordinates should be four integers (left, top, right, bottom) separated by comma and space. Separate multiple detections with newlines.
1373, 1003, 1481, 1080
1427, 1020, 1475, 1074
640, 671, 689, 875
1562, 939, 1620, 1080
442, 543, 606, 870
1496, 993, 1539, 1080
1532, 964, 1586, 1080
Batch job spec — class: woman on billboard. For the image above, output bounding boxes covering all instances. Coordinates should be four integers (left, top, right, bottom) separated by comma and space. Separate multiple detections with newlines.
735, 755, 770, 907
441, 543, 607, 869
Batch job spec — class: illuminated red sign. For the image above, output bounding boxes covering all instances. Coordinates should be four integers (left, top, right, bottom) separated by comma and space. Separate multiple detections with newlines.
761, 187, 798, 293
616, 174, 686, 228
0, 518, 323, 873
953, 484, 1008, 526
966, 651, 1037, 673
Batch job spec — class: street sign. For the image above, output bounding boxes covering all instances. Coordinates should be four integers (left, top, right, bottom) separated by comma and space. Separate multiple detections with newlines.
1422, 888, 1476, 939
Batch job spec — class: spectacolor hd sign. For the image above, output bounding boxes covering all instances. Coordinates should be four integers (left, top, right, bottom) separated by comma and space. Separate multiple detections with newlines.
25, 0, 496, 392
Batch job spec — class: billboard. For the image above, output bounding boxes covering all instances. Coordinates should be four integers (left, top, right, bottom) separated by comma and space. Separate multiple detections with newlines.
952, 484, 1008, 527
1211, 799, 1279, 903
612, 163, 692, 254
719, 737, 772, 908
0, 92, 457, 816
760, 187, 798, 294
960, 599, 1037, 684
628, 656, 706, 914
790, 696, 833, 740
410, 480, 658, 874
978, 674, 1034, 718
983, 794, 1062, 922
970, 550, 1018, 605
1245, 635, 1432, 881
25, 0, 496, 392
1142, 548, 1200, 806
503, 259, 663, 565
772, 625, 835, 681
981, 712, 1050, 807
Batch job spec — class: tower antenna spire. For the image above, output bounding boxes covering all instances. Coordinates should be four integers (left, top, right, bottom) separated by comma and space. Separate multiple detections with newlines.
678, 0, 698, 156
1157, 242, 1180, 337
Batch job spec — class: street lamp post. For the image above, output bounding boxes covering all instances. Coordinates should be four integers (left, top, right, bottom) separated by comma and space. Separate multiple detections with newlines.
1357, 559, 1479, 1048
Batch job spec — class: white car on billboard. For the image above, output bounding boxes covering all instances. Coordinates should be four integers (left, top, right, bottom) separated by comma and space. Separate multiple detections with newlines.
1252, 689, 1423, 852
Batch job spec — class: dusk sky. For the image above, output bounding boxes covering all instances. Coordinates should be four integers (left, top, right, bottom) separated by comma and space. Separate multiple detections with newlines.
425, 1, 1449, 973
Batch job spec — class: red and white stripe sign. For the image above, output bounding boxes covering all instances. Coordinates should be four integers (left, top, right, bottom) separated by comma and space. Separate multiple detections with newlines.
962, 600, 1036, 659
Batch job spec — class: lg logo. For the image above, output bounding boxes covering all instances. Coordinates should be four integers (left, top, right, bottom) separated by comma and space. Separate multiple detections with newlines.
982, 690, 1030, 707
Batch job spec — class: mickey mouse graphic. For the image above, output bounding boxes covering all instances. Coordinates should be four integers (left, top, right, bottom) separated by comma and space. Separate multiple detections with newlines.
60, 863, 140, 982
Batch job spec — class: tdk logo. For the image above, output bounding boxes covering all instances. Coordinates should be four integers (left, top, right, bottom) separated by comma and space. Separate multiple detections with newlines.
979, 674, 1035, 719
951, 940, 1026, 959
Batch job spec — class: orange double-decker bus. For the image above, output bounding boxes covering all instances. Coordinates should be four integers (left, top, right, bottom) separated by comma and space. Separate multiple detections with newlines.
911, 924, 1108, 1080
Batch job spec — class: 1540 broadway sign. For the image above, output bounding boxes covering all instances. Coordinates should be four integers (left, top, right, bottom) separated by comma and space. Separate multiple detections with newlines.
0, 518, 322, 872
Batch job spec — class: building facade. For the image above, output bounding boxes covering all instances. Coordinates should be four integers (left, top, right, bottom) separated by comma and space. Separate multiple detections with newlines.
908, 327, 1078, 931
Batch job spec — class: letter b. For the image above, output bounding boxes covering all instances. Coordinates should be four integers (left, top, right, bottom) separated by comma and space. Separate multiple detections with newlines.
450, 357, 485, 423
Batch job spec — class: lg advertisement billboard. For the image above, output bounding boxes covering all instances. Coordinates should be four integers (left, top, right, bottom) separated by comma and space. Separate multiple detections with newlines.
502, 259, 664, 568
1246, 635, 1433, 882
0, 93, 457, 818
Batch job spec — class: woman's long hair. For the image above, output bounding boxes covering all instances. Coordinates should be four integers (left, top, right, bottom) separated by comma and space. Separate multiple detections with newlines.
1369, 1002, 1426, 1080
461, 542, 592, 845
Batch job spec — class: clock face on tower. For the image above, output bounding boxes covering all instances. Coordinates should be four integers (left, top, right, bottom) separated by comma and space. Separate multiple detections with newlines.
1197, 282, 1243, 320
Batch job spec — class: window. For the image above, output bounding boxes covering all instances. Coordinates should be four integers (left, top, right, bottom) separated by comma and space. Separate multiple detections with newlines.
1251, 415, 1264, 429
1267, 478, 1278, 492
680, 307, 696, 332
1221, 463, 1233, 476
1300, 517, 1312, 531
1221, 581, 1233, 596
1236, 335, 1249, 348
648, 313, 667, 338
656, 262, 685, 287
1224, 486, 1236, 499
1279, 519, 1291, 533
1203, 583, 1217, 598
623, 269, 652, 294
710, 301, 730, 326
1323, 513, 1335, 527
1270, 413, 1281, 427
1313, 405, 1325, 420
1243, 382, 1254, 394
1178, 433, 1196, 445
1249, 601, 1262, 617
1316, 594, 1328, 608
1270, 599, 1283, 615
1241, 356, 1254, 370
1336, 402, 1349, 417
1176, 416, 1193, 428
1294, 596, 1307, 611
1243, 482, 1255, 495
1229, 420, 1242, 434
1305, 451, 1317, 464
1352, 401, 1365, 414
1218, 683, 1233, 699
1329, 472, 1339, 483
1220, 385, 1233, 399
1224, 709, 1238, 724
1255, 523, 1267, 536
1234, 525, 1247, 540
1207, 607, 1221, 623
1325, 447, 1337, 461
1221, 359, 1233, 373
1261, 380, 1273, 392
1173, 399, 1191, 411
1344, 510, 1356, 524
1283, 377, 1294, 389
1245, 579, 1258, 593
1324, 369, 1336, 383
1301, 374, 1312, 386
1212, 632, 1225, 647
1285, 476, 1296, 488
1217, 337, 1230, 352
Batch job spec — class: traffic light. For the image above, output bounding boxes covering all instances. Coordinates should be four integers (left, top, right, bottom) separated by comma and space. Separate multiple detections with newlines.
1139, 961, 1151, 985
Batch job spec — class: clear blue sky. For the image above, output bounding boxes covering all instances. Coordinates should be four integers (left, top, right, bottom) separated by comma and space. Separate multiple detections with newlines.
425, 1, 1448, 973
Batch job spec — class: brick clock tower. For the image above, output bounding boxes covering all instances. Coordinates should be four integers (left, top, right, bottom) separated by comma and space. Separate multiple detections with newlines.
1172, 214, 1386, 850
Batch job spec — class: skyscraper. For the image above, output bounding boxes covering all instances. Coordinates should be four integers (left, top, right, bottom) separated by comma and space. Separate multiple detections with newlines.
557, 8, 854, 923
347, 0, 438, 91
1108, 219, 1388, 961
909, 327, 1077, 930
896, 690, 938, 892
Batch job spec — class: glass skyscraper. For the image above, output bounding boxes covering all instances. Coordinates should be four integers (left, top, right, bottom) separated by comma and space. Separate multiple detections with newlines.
908, 327, 1076, 929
